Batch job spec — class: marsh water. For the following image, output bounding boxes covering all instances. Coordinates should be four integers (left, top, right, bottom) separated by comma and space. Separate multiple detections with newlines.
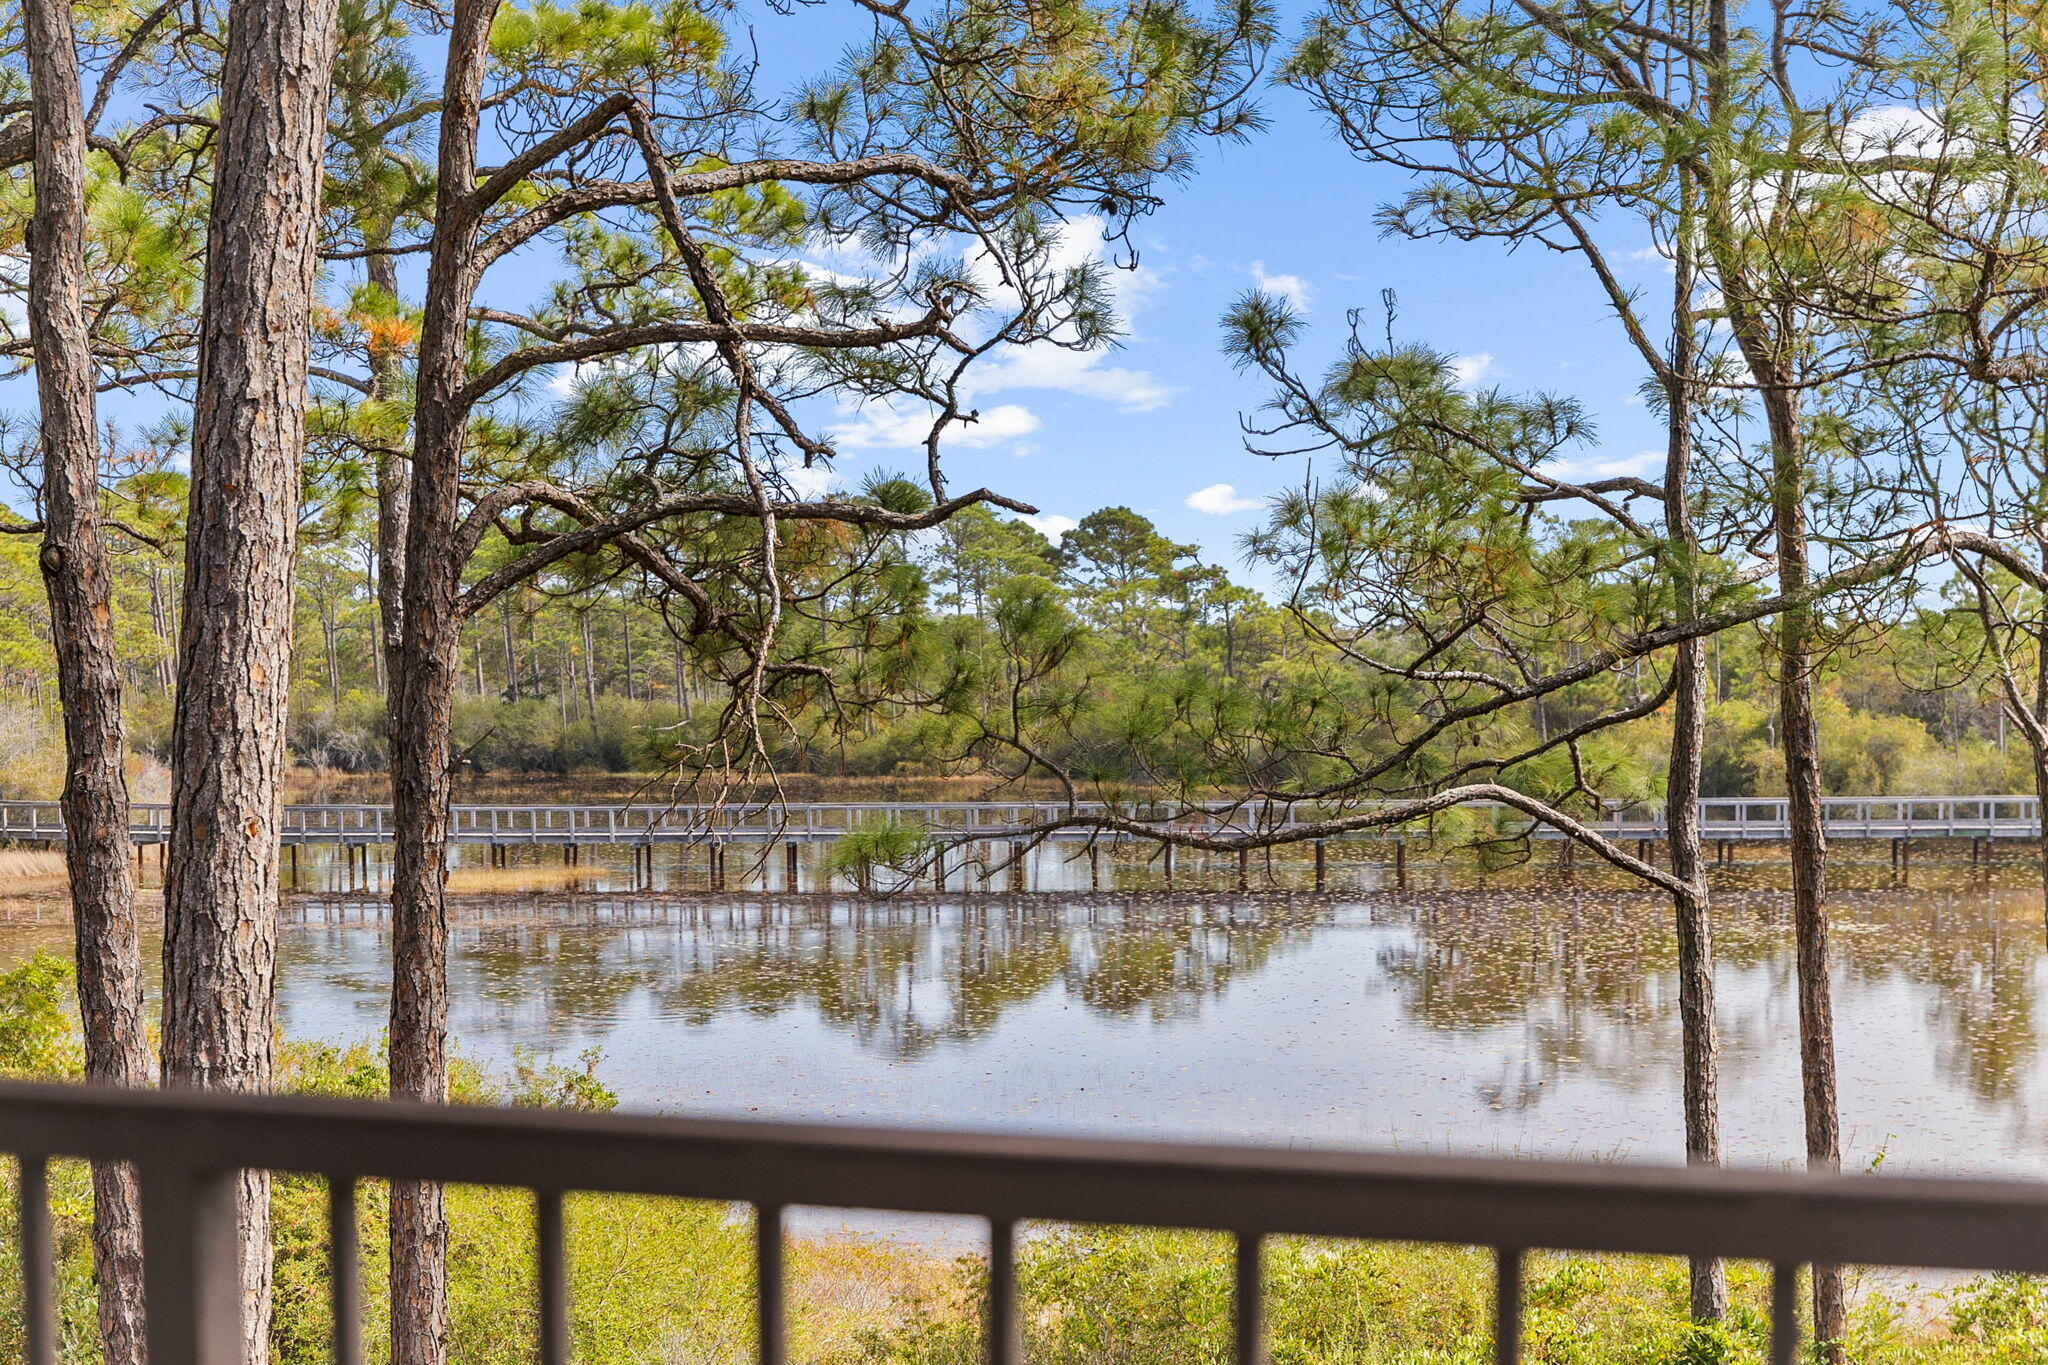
6, 841, 2048, 1184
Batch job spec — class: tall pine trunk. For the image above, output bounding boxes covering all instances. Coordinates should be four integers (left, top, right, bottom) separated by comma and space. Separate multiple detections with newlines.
581, 610, 599, 723
368, 242, 410, 678
1763, 383, 1845, 1359
160, 4, 340, 1363
1698, 11, 1839, 1342
24, 4, 149, 1362
2033, 562, 2048, 936
501, 603, 519, 700
388, 11, 496, 1365
1661, 240, 1721, 1322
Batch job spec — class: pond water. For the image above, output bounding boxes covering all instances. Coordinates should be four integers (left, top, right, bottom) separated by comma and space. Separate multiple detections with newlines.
5, 842, 2048, 1186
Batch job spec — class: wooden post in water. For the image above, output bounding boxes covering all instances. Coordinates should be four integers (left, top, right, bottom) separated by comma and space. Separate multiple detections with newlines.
1009, 842, 1024, 893
1313, 840, 1326, 892
1237, 847, 1250, 891
785, 840, 799, 890
1163, 842, 1174, 890
1393, 839, 1407, 890
1090, 842, 1101, 891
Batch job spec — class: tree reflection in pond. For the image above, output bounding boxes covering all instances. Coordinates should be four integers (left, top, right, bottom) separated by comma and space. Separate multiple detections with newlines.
408, 898, 1328, 1059
11, 871, 2048, 1175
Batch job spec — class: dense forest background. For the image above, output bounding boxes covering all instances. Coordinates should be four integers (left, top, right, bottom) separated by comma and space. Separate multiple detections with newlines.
0, 469, 2018, 802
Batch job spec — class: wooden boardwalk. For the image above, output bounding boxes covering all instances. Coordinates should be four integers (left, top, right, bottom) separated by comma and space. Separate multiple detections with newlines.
0, 795, 2038, 847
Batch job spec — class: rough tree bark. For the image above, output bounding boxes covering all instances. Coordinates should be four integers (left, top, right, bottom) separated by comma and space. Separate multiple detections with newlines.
159, 3, 341, 1363
23, 4, 149, 1362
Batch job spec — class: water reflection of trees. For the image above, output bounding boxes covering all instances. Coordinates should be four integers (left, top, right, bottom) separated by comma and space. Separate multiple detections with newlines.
1374, 883, 2047, 1109
1374, 892, 1697, 1107
1830, 890, 2039, 1104
294, 897, 1331, 1060
283, 882, 2048, 1111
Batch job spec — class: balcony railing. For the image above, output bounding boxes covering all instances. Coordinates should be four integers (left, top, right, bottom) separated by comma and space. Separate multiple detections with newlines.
8, 1080, 2048, 1365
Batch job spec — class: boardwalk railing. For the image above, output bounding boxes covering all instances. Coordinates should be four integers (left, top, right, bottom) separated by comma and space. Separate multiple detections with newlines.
0, 796, 2042, 846
9, 1080, 2048, 1365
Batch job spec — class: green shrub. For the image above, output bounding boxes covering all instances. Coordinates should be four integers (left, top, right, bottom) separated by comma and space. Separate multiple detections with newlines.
821, 815, 931, 892
0, 953, 81, 1078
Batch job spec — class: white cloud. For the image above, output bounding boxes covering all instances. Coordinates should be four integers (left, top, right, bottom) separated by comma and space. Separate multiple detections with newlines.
1553, 450, 1664, 481
777, 463, 843, 499
1449, 352, 1499, 391
964, 344, 1178, 413
1251, 261, 1312, 311
1186, 483, 1261, 516
1845, 105, 1946, 160
828, 399, 1041, 452
1022, 513, 1079, 540
1626, 244, 1676, 275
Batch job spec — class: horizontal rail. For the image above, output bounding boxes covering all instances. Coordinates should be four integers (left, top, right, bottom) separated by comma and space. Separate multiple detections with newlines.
5, 1080, 2048, 1271
11, 1081, 2048, 1365
0, 796, 2044, 845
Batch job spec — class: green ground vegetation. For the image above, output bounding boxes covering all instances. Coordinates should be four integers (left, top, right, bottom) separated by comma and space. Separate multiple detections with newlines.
2, 956, 2044, 1365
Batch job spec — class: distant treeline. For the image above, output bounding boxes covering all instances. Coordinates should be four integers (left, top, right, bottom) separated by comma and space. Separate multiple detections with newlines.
0, 495, 2022, 801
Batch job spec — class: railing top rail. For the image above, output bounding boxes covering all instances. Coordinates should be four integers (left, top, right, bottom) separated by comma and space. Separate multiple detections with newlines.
2, 1079, 2047, 1274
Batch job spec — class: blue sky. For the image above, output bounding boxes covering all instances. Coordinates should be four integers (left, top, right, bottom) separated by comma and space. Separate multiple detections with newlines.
751, 3, 1682, 578
22, 2, 1683, 590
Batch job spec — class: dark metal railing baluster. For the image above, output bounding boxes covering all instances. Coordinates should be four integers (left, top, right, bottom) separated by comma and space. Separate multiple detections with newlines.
1493, 1247, 1522, 1365
329, 1178, 361, 1365
537, 1190, 569, 1365
988, 1218, 1020, 1365
757, 1203, 786, 1365
140, 1161, 244, 1365
1234, 1232, 1265, 1365
1769, 1262, 1799, 1365
20, 1156, 56, 1365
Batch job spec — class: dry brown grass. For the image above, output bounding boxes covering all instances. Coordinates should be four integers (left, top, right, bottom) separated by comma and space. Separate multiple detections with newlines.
285, 767, 1130, 807
792, 1236, 963, 1357
443, 863, 605, 893
0, 848, 70, 883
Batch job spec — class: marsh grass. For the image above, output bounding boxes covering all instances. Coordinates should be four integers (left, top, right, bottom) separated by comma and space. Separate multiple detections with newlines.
443, 863, 606, 894
0, 849, 69, 884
